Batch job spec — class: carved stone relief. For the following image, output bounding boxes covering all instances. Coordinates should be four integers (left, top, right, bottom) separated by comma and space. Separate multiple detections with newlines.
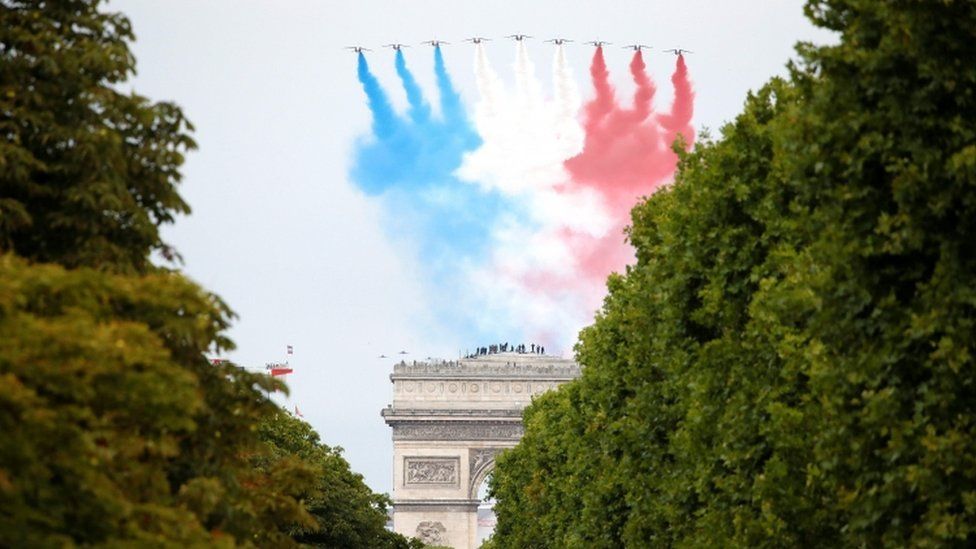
404, 457, 459, 486
470, 448, 498, 474
468, 448, 503, 498
392, 422, 524, 441
415, 521, 446, 545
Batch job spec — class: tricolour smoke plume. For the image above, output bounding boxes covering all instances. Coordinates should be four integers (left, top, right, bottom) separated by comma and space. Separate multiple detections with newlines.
348, 46, 695, 352
458, 43, 597, 347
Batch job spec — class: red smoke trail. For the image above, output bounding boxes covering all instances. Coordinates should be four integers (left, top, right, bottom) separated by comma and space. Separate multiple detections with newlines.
557, 49, 695, 297
583, 47, 615, 129
657, 54, 696, 152
619, 50, 655, 124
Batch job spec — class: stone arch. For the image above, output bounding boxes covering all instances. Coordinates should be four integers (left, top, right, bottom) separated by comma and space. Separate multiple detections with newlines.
382, 353, 580, 549
467, 448, 501, 500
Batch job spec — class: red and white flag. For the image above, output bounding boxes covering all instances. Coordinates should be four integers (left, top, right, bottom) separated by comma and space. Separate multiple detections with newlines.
270, 365, 293, 377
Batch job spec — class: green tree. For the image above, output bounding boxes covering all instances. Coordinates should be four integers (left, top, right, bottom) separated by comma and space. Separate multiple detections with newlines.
0, 254, 319, 546
489, 0, 976, 547
0, 1, 407, 546
1, 0, 193, 272
255, 410, 420, 548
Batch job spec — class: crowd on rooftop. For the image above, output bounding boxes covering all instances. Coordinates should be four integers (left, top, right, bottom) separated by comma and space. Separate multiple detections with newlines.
465, 342, 546, 359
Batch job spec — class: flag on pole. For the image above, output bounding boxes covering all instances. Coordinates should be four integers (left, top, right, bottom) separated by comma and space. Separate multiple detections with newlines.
287, 345, 293, 355
270, 365, 293, 377
294, 405, 303, 418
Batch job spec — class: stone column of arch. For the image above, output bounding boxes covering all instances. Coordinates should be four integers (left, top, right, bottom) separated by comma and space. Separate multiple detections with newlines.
382, 352, 580, 549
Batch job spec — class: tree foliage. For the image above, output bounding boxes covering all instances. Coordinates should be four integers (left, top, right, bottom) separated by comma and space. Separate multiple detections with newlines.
0, 1, 414, 546
256, 412, 421, 549
1, 0, 193, 272
489, 1, 976, 546
0, 254, 310, 546
0, 250, 417, 546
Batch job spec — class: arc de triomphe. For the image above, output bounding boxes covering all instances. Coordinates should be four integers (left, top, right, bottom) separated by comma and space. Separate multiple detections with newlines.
382, 352, 580, 548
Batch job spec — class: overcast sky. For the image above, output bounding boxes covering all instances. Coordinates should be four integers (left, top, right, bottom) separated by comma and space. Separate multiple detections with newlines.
113, 0, 835, 494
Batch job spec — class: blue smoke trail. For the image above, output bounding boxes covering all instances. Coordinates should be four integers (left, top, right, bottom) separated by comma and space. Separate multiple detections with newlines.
356, 53, 396, 139
351, 47, 508, 344
434, 46, 465, 125
394, 50, 431, 123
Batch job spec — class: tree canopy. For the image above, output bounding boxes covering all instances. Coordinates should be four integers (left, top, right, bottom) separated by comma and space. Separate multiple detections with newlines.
0, 1, 415, 546
256, 411, 421, 549
488, 1, 976, 547
1, 0, 193, 272
0, 254, 307, 546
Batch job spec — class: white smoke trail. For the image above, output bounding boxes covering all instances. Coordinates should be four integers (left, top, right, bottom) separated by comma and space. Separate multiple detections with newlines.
514, 41, 543, 108
474, 43, 502, 119
460, 43, 579, 195
552, 44, 580, 123
458, 42, 609, 348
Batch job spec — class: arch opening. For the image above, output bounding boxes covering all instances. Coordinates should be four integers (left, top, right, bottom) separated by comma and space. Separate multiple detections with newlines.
475, 472, 496, 546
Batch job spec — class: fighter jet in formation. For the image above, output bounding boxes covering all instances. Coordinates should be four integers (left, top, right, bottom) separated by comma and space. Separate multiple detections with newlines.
354, 37, 683, 54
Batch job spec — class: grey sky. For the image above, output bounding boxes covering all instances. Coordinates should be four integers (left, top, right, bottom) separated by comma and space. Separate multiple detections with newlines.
113, 0, 834, 493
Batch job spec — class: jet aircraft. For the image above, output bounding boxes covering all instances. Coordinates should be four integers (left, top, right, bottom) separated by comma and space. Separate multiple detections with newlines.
624, 44, 651, 51
663, 48, 693, 55
384, 43, 409, 51
422, 39, 449, 47
545, 38, 572, 45
345, 46, 371, 53
586, 40, 611, 47
506, 34, 532, 41
465, 37, 491, 44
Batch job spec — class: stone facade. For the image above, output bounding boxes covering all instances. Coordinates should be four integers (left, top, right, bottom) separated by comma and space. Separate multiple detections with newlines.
383, 352, 580, 549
